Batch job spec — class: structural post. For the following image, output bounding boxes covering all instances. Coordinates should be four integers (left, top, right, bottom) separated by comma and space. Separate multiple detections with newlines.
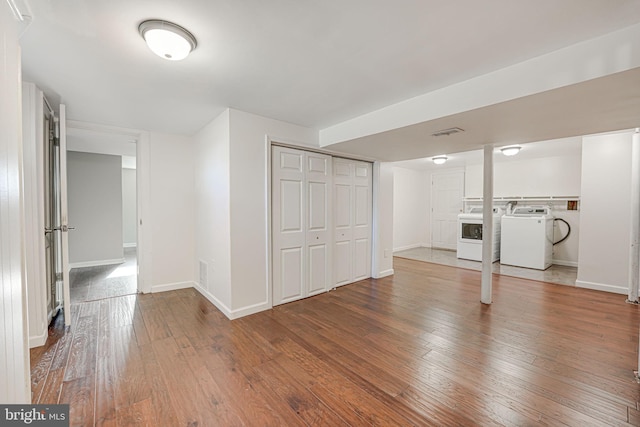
481, 145, 494, 304
629, 129, 640, 304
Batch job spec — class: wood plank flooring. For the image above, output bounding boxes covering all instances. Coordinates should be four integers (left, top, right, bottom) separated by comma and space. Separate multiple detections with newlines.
31, 257, 640, 426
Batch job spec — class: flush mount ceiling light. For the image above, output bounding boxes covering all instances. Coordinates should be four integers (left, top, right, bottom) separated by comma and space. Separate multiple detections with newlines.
500, 146, 521, 156
432, 156, 448, 165
138, 20, 197, 61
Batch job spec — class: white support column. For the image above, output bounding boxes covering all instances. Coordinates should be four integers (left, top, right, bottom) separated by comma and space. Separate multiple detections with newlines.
628, 129, 640, 304
481, 145, 494, 304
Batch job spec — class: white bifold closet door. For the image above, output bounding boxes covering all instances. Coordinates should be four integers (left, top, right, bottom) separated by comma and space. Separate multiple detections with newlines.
333, 158, 372, 287
272, 146, 332, 306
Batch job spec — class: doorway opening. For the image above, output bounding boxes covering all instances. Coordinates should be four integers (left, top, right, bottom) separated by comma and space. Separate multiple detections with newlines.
65, 124, 141, 304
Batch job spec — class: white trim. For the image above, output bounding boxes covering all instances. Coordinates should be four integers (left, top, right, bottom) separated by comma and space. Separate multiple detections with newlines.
374, 269, 394, 279
393, 243, 424, 252
228, 300, 272, 319
264, 136, 274, 310
69, 258, 124, 269
29, 333, 47, 348
552, 259, 578, 268
576, 280, 627, 295
194, 283, 232, 318
194, 282, 271, 320
151, 281, 194, 294
123, 242, 137, 248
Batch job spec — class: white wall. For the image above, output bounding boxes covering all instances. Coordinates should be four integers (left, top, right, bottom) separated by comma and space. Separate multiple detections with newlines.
194, 109, 232, 310
392, 167, 428, 251
228, 109, 319, 317
147, 132, 196, 291
465, 155, 582, 198
68, 151, 124, 267
577, 131, 633, 294
0, 2, 30, 403
22, 82, 48, 348
374, 163, 394, 277
122, 167, 136, 247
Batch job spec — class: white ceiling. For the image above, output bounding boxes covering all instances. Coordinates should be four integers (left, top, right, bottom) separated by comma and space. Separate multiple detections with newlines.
19, 0, 640, 159
392, 136, 583, 171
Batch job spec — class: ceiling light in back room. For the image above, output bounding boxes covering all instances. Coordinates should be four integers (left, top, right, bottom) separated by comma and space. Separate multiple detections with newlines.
500, 145, 521, 156
139, 20, 197, 61
432, 156, 448, 165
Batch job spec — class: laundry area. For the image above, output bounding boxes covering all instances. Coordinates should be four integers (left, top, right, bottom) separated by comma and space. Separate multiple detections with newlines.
392, 130, 636, 294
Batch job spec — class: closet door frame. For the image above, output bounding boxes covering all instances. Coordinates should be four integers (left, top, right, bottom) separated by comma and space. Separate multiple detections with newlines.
268, 141, 375, 307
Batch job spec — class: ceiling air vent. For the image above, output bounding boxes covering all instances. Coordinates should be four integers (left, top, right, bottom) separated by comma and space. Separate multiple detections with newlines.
432, 127, 464, 137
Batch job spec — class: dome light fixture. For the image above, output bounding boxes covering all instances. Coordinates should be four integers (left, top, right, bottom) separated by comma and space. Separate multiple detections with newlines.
139, 19, 197, 61
500, 145, 521, 156
432, 156, 448, 165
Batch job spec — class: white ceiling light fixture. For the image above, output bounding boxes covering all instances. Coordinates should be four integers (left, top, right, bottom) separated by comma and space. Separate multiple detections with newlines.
500, 145, 521, 156
432, 156, 448, 165
138, 20, 197, 61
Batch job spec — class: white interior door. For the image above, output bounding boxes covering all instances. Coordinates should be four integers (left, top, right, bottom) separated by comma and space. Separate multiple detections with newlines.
272, 146, 331, 306
58, 104, 71, 326
431, 170, 464, 250
333, 158, 372, 286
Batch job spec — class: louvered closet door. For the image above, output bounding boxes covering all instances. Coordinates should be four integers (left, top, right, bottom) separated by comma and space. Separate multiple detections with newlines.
272, 146, 331, 306
333, 158, 372, 287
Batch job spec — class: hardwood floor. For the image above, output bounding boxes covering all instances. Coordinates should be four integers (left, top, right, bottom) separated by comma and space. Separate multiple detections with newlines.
31, 257, 640, 426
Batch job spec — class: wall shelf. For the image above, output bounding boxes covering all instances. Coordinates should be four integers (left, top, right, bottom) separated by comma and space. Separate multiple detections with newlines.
464, 196, 580, 202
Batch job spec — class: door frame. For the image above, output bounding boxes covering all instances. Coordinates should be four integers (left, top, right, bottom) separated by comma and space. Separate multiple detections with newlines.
266, 137, 378, 307
64, 120, 151, 294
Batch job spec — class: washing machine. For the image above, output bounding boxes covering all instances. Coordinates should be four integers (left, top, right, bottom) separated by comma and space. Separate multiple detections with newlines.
500, 206, 554, 270
457, 207, 502, 262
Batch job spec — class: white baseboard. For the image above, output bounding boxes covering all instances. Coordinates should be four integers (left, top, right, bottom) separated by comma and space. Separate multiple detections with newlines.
393, 243, 425, 252
69, 258, 125, 269
552, 259, 578, 268
150, 281, 194, 293
229, 300, 271, 319
29, 331, 47, 348
123, 243, 137, 248
194, 283, 271, 320
575, 280, 627, 295
374, 269, 394, 278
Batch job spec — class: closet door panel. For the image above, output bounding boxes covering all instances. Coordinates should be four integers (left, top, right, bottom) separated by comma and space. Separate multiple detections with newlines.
308, 243, 328, 295
272, 146, 305, 305
273, 146, 332, 305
